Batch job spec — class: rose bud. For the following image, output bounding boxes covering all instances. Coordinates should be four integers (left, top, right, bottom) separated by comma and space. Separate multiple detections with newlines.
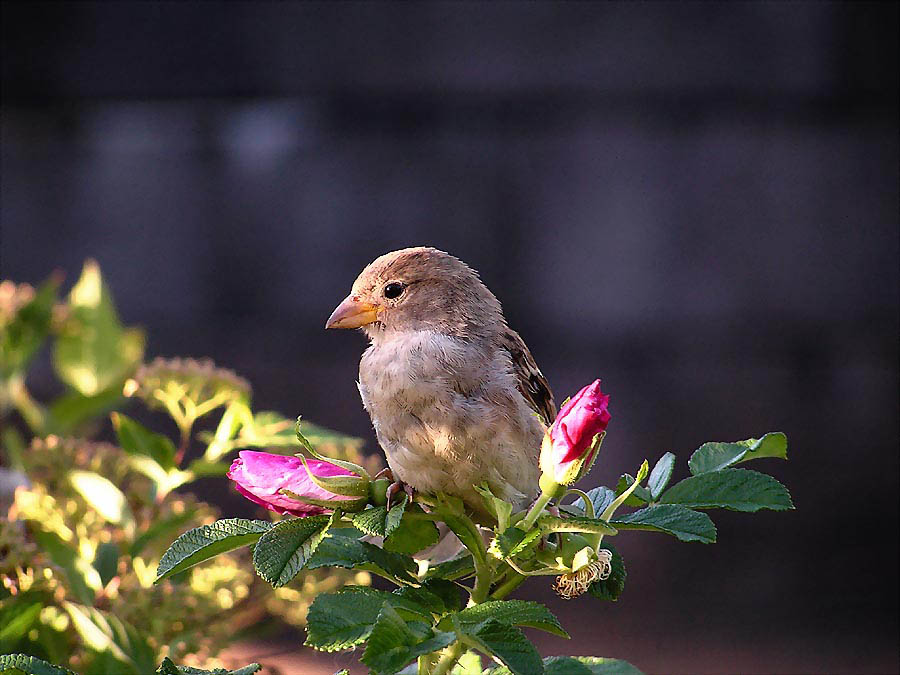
539, 379, 611, 489
227, 450, 367, 516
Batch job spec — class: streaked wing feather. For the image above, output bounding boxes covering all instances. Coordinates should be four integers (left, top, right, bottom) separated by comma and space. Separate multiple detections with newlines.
500, 327, 556, 425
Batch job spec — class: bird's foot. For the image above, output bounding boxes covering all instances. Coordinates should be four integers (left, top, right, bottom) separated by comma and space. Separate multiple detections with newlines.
374, 467, 395, 482
385, 480, 415, 509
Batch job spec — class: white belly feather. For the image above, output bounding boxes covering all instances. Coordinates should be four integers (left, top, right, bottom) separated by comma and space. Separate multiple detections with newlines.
357, 331, 542, 509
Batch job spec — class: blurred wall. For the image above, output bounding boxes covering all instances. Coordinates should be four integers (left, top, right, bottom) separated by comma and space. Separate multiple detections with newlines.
2, 3, 898, 673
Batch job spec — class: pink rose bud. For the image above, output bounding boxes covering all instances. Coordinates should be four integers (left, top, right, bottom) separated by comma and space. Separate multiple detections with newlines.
540, 379, 611, 487
227, 450, 365, 516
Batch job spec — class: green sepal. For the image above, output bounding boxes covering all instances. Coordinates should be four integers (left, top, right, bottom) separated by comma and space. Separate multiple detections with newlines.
279, 488, 368, 513
614, 474, 652, 507
537, 514, 618, 536
541, 431, 606, 487
571, 431, 606, 484
295, 454, 370, 498
538, 473, 566, 499
295, 417, 371, 480
601, 460, 650, 522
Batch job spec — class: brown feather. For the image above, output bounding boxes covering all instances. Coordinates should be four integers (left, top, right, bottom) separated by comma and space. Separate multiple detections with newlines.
499, 327, 556, 425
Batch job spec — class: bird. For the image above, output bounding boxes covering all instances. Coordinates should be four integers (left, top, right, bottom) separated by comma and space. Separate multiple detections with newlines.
325, 246, 555, 517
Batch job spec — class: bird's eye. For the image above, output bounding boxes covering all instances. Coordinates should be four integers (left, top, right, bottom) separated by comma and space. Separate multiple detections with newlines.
383, 282, 404, 299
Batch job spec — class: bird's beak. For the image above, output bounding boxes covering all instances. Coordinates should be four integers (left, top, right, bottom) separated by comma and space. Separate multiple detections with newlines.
325, 295, 380, 329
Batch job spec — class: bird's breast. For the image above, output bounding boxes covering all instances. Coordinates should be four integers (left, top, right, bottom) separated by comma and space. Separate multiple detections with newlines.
357, 331, 542, 506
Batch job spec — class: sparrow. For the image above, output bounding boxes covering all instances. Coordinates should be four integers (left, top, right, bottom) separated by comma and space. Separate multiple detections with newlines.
325, 247, 555, 516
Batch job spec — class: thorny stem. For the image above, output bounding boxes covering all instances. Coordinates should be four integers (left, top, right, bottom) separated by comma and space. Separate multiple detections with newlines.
565, 488, 595, 519
490, 570, 527, 600
520, 489, 554, 531
431, 641, 468, 675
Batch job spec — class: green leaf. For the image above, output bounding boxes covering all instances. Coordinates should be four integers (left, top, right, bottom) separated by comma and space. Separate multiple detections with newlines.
614, 474, 652, 507
0, 601, 42, 647
155, 657, 262, 675
351, 494, 407, 538
125, 455, 192, 499
647, 452, 676, 500
32, 530, 100, 604
542, 656, 644, 675
361, 604, 456, 674
155, 518, 272, 582
460, 619, 542, 675
52, 260, 144, 397
424, 554, 475, 581
111, 412, 177, 471
688, 432, 788, 475
1, 427, 27, 472
184, 458, 231, 478
69, 470, 135, 529
474, 483, 513, 529
659, 468, 794, 512
0, 655, 75, 675
451, 600, 568, 638
47, 386, 123, 435
200, 400, 249, 462
384, 505, 441, 554
305, 587, 432, 651
493, 527, 542, 559
588, 542, 626, 602
0, 274, 59, 378
63, 602, 156, 674
611, 505, 716, 543
572, 487, 617, 517
393, 579, 462, 615
252, 515, 332, 587
306, 533, 418, 584
198, 411, 365, 460
537, 514, 617, 536
93, 541, 120, 587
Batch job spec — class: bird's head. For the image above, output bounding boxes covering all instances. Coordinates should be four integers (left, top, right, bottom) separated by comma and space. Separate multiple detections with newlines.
325, 247, 503, 340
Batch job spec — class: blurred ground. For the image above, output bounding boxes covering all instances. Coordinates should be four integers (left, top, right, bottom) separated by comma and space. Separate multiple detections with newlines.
2, 3, 898, 674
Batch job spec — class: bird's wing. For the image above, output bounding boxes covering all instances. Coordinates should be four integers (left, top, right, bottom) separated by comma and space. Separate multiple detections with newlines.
499, 327, 556, 426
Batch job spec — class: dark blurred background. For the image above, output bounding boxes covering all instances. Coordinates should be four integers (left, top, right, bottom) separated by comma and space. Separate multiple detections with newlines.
2, 2, 897, 674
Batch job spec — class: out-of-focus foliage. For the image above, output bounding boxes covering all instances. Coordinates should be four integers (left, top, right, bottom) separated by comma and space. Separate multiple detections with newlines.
2, 437, 253, 672
1, 261, 376, 672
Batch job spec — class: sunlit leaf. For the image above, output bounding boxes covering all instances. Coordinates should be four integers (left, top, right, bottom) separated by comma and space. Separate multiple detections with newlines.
62, 602, 156, 674
155, 518, 272, 582
69, 470, 134, 530
252, 515, 332, 587
52, 260, 144, 397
